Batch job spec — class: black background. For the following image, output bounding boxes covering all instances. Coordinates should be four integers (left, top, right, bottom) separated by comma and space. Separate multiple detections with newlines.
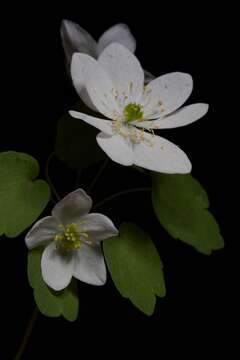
1, 3, 231, 359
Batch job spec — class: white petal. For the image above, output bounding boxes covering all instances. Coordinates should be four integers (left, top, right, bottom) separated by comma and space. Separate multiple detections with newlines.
133, 131, 192, 174
73, 243, 106, 286
99, 43, 144, 105
41, 242, 74, 291
79, 213, 118, 242
69, 111, 114, 135
142, 72, 193, 117
61, 20, 97, 65
96, 132, 133, 166
97, 23, 136, 55
76, 54, 121, 118
52, 189, 92, 226
71, 53, 98, 111
136, 104, 209, 130
25, 216, 59, 250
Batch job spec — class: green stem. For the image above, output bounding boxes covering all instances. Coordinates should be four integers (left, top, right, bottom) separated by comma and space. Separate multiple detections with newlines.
93, 187, 151, 210
45, 152, 61, 201
14, 307, 38, 360
87, 159, 109, 193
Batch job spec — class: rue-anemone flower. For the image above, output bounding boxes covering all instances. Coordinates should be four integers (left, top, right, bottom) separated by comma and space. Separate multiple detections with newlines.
70, 43, 209, 174
25, 189, 118, 291
61, 20, 136, 68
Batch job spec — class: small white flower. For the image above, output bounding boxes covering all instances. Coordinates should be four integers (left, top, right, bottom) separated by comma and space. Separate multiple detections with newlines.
61, 20, 136, 67
25, 189, 118, 291
70, 43, 209, 174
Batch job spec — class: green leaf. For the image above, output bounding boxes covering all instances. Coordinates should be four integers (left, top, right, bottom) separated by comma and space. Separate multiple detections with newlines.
152, 173, 224, 255
34, 281, 62, 318
28, 248, 79, 321
103, 223, 166, 316
55, 100, 106, 169
0, 151, 50, 238
27, 247, 44, 289
59, 280, 79, 322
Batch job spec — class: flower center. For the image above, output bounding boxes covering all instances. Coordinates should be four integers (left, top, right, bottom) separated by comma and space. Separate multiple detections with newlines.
123, 103, 143, 125
54, 223, 88, 250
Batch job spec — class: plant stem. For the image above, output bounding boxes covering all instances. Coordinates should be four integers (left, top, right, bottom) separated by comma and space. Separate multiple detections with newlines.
45, 152, 61, 201
14, 307, 38, 360
87, 159, 109, 193
92, 187, 151, 210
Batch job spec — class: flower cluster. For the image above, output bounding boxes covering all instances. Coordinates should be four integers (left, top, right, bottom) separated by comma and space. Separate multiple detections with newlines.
26, 20, 209, 292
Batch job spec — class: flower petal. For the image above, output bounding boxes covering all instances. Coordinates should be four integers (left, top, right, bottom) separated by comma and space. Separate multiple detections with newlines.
41, 242, 74, 291
52, 189, 92, 226
98, 43, 144, 105
69, 111, 114, 135
96, 132, 133, 166
71, 53, 98, 111
142, 72, 193, 118
73, 243, 106, 286
97, 23, 136, 55
133, 131, 192, 174
79, 213, 118, 242
136, 104, 209, 130
61, 20, 97, 65
25, 216, 59, 250
76, 54, 121, 118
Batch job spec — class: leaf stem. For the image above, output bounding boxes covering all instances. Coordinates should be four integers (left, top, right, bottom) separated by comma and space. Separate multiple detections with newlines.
14, 307, 38, 360
93, 187, 151, 210
45, 152, 61, 201
87, 158, 109, 193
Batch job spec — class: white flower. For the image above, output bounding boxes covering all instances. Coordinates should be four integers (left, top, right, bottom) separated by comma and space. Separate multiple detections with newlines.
70, 43, 209, 174
61, 20, 136, 67
25, 189, 118, 291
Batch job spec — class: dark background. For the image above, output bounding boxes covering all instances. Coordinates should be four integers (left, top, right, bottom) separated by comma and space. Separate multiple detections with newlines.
1, 3, 232, 359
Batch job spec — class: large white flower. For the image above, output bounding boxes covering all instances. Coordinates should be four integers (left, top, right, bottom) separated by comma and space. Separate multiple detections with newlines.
25, 189, 118, 291
70, 43, 208, 173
